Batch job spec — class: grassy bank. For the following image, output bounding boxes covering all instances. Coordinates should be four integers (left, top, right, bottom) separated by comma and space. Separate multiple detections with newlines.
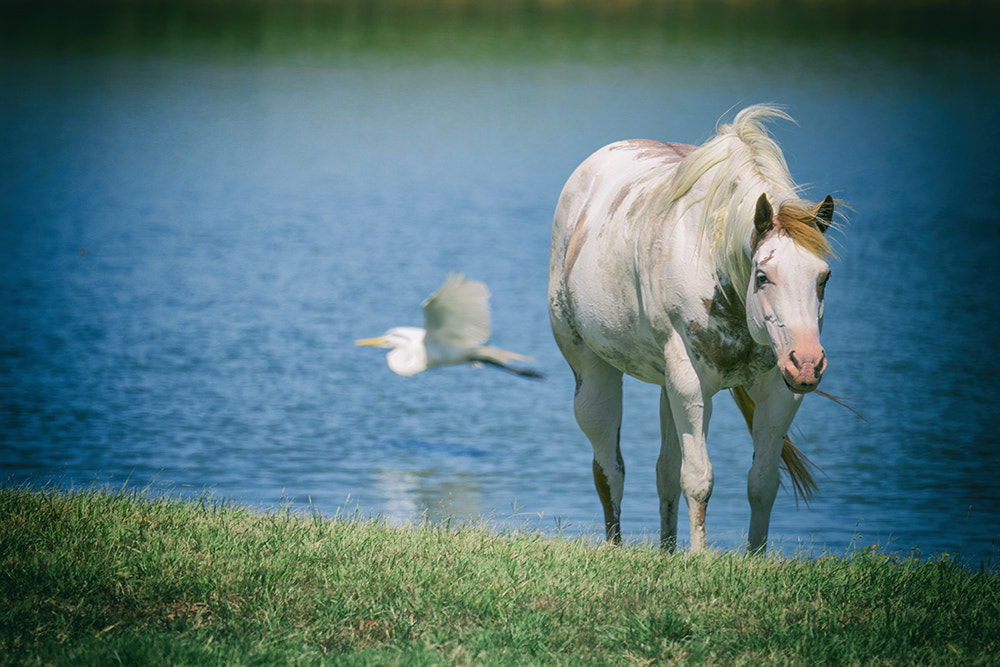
2, 487, 997, 665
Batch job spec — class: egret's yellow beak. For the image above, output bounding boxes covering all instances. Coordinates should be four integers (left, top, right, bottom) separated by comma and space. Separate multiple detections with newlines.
354, 336, 388, 348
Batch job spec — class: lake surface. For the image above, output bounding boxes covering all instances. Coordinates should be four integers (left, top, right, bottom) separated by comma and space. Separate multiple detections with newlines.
3, 5, 999, 566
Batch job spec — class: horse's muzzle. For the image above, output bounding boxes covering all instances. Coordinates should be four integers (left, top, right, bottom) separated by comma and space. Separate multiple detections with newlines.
782, 347, 826, 394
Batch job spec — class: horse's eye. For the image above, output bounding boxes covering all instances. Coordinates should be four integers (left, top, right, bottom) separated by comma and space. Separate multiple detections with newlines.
754, 271, 770, 292
817, 271, 831, 300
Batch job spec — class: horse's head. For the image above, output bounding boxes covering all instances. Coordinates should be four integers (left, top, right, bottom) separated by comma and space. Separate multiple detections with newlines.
746, 194, 834, 394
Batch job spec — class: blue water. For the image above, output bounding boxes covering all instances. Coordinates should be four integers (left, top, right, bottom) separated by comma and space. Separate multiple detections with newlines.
2, 19, 999, 565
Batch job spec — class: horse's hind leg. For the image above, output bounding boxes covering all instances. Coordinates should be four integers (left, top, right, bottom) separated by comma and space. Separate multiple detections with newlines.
656, 386, 681, 551
565, 345, 625, 544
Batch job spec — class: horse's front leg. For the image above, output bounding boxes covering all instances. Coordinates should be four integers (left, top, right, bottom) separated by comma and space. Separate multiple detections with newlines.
745, 377, 804, 554
662, 340, 714, 553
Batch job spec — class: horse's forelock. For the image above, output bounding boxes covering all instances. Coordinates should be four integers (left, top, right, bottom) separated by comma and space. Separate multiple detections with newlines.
776, 202, 836, 260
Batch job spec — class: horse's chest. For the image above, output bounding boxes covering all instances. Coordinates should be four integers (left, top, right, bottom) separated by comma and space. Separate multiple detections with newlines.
684, 291, 775, 386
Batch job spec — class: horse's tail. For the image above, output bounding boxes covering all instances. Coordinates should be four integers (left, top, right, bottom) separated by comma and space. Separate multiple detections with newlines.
730, 386, 819, 505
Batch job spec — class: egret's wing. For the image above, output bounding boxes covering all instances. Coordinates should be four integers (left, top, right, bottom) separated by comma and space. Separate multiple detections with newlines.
422, 274, 491, 347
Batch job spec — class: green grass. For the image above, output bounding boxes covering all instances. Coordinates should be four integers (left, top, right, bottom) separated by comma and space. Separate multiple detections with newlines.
2, 486, 998, 665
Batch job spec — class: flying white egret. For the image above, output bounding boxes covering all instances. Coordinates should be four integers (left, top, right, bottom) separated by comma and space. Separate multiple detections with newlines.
355, 273, 542, 378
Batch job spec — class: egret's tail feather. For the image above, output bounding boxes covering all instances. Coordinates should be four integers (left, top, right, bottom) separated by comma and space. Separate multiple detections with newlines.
497, 350, 534, 363
483, 360, 545, 379
477, 346, 544, 379
730, 386, 820, 505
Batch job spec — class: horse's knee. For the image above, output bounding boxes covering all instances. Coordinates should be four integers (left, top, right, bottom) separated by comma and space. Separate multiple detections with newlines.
746, 462, 780, 510
681, 464, 713, 505
748, 480, 779, 510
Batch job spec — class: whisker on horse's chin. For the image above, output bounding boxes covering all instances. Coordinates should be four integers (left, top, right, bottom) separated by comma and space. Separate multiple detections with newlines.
815, 389, 868, 423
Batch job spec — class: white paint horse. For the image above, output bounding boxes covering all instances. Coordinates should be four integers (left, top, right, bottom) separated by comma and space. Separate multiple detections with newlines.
548, 105, 837, 554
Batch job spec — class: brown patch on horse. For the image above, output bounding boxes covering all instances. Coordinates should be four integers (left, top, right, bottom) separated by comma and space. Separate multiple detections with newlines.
757, 249, 776, 267
564, 206, 590, 278
592, 434, 624, 545
608, 182, 632, 219
610, 139, 696, 165
689, 499, 707, 532
636, 141, 696, 164
686, 284, 774, 381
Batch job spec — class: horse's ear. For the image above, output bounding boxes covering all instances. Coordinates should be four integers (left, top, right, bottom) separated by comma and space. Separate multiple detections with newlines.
816, 195, 834, 233
754, 193, 773, 236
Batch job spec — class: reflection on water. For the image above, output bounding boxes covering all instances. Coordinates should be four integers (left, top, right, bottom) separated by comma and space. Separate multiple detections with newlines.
375, 469, 421, 522
1, 3, 999, 565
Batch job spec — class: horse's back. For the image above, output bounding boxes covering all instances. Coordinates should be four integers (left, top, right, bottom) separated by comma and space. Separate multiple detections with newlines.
551, 140, 693, 250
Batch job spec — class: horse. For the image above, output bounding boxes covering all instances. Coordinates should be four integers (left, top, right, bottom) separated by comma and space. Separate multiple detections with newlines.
548, 105, 837, 554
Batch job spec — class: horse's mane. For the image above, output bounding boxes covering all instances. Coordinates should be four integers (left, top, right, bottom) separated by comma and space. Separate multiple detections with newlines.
663, 104, 834, 301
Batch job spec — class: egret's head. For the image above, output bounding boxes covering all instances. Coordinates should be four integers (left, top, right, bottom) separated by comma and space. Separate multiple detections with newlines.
355, 327, 427, 376
355, 328, 408, 350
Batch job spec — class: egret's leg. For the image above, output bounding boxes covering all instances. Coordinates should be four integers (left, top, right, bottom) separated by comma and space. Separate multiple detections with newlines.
570, 350, 625, 544
656, 387, 682, 551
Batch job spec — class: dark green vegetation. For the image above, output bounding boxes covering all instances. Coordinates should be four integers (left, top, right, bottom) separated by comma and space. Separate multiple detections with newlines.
2, 0, 996, 60
2, 487, 998, 665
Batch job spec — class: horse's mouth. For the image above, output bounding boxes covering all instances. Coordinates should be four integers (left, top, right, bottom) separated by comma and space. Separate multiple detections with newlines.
783, 375, 821, 394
